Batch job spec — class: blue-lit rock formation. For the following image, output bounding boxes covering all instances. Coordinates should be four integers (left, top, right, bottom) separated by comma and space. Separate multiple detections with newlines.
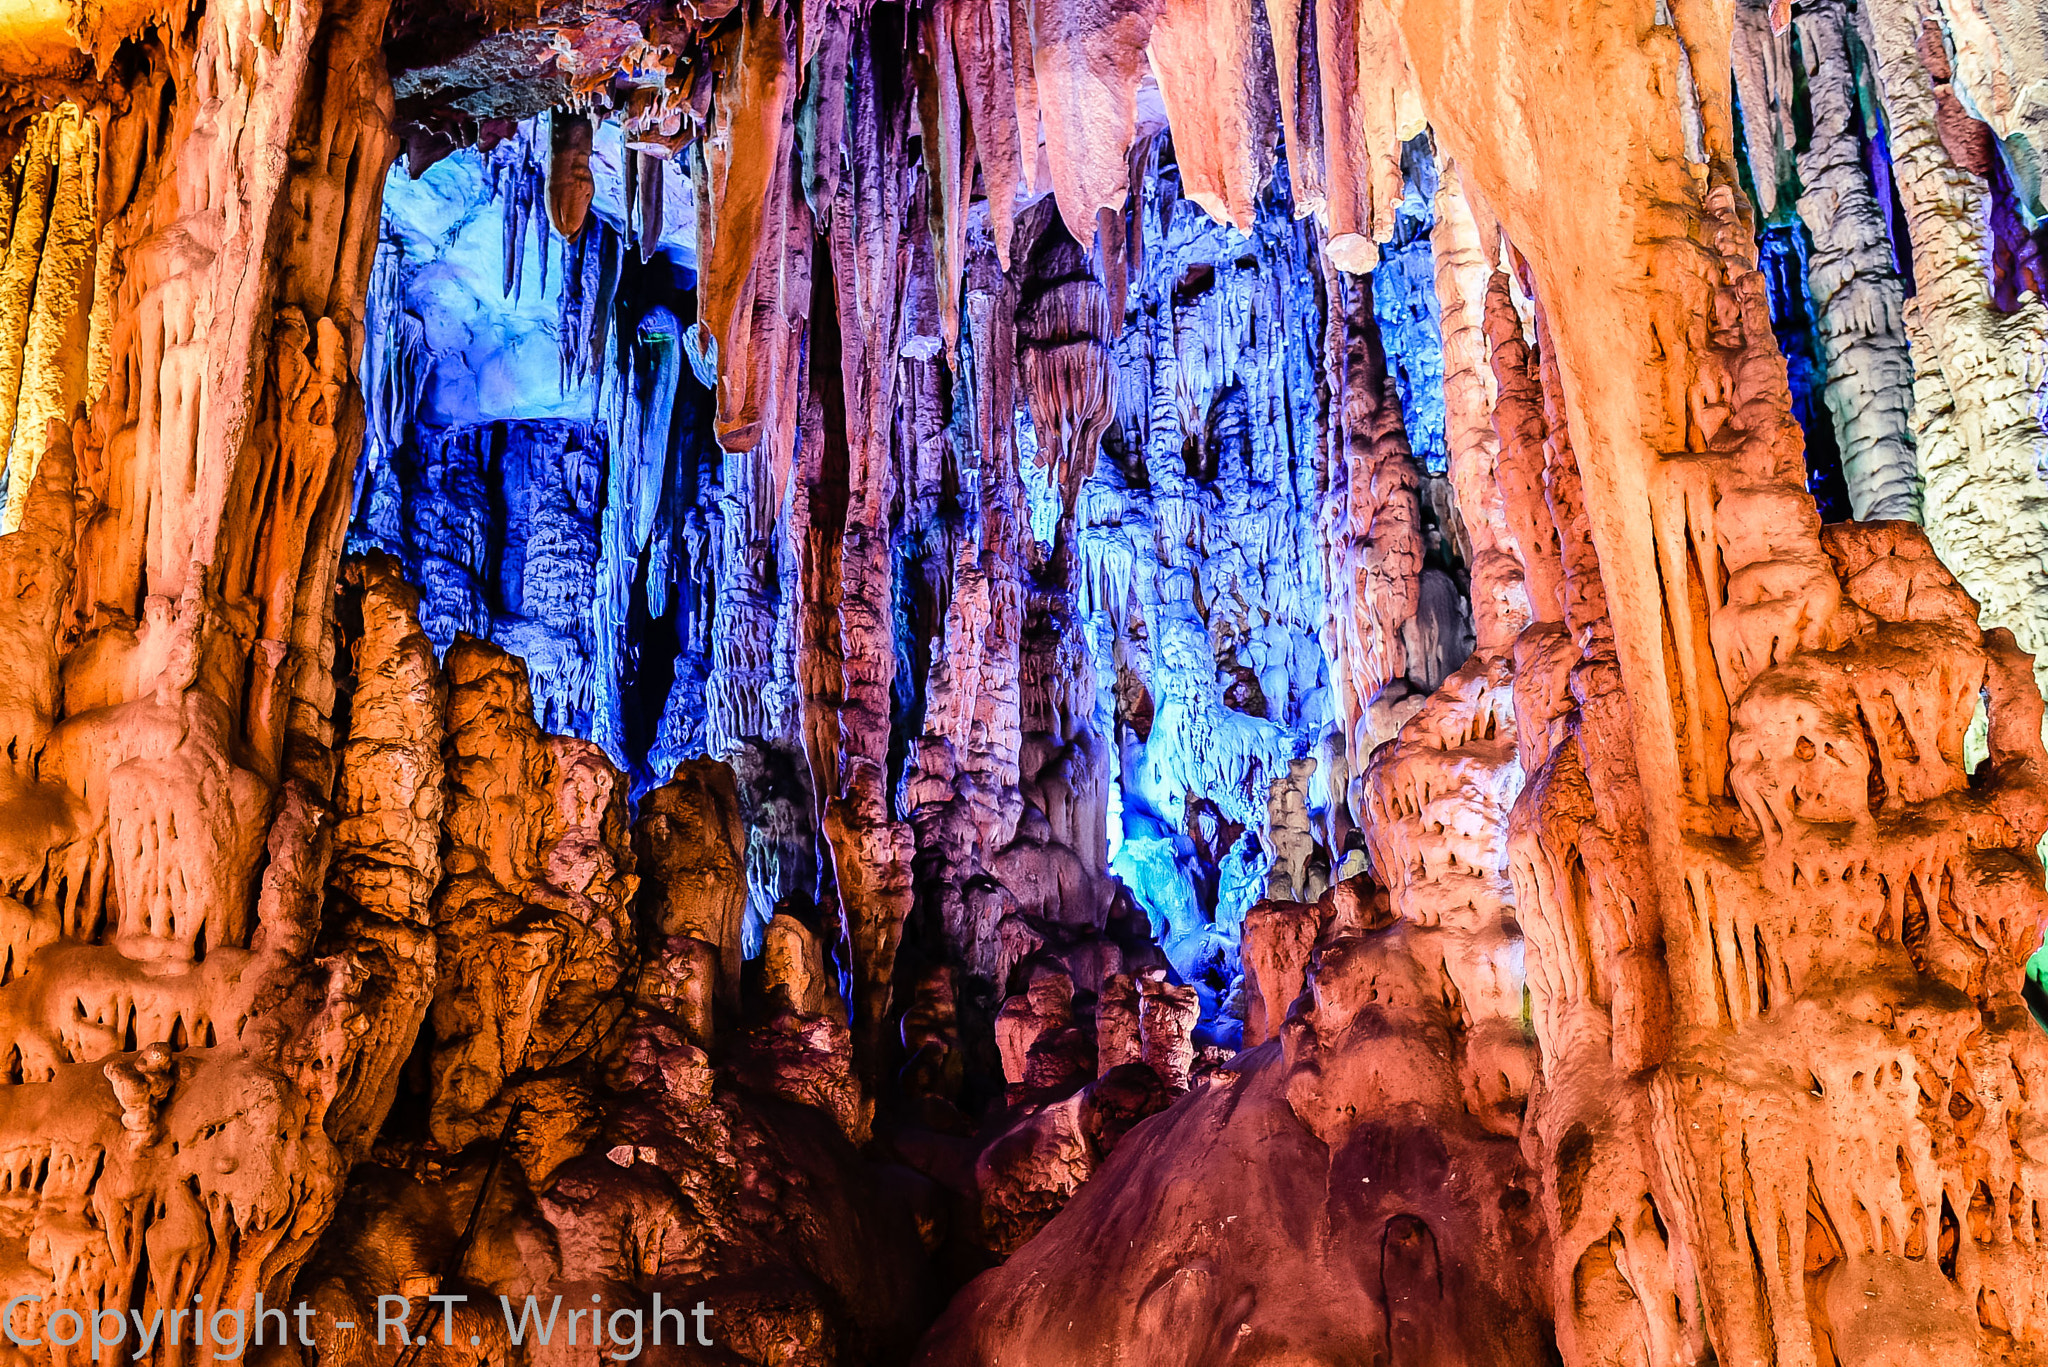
353, 122, 718, 783
1081, 158, 1325, 1002
349, 114, 1477, 1056
1371, 139, 1448, 477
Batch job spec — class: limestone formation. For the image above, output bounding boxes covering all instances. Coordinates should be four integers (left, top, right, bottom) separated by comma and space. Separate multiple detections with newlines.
1734, 0, 1920, 520
6, 0, 2048, 1361
1859, 0, 2048, 715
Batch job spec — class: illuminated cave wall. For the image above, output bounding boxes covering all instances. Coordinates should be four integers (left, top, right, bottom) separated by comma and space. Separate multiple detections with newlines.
344, 113, 1481, 1043
350, 123, 704, 768
8, 0, 2048, 1361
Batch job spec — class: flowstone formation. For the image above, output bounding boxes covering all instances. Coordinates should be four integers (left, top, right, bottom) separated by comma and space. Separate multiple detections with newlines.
6, 0, 2048, 1361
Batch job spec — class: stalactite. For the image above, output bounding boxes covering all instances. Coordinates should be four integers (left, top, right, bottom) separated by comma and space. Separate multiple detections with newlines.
556, 213, 615, 389
490, 117, 550, 300
1731, 0, 1797, 218
592, 297, 681, 761
693, 0, 797, 452
1859, 0, 2048, 716
1145, 0, 1277, 232
635, 147, 665, 261
1024, 0, 1162, 244
1017, 218, 1117, 523
942, 0, 1024, 267
1733, 0, 1920, 520
1371, 141, 1447, 473
0, 0, 416, 1335
0, 413, 68, 780
13, 0, 2048, 1356
0, 105, 95, 531
548, 109, 596, 239
1313, 0, 1426, 274
357, 236, 426, 527
917, 1, 972, 353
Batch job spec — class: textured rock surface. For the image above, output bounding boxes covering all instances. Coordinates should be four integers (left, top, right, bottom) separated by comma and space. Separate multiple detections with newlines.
7, 0, 2048, 1361
1734, 0, 1920, 521
1859, 0, 2048, 719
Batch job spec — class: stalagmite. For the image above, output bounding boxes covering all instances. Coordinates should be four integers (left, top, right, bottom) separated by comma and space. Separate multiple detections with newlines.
323, 557, 443, 1145
636, 758, 747, 1013
996, 962, 1076, 1084
1241, 898, 1316, 1046
1134, 965, 1198, 1090
8, 0, 2048, 1357
1095, 971, 1142, 1070
427, 637, 637, 1147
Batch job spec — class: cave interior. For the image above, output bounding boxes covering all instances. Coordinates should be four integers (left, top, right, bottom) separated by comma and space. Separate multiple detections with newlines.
2, 0, 2048, 1360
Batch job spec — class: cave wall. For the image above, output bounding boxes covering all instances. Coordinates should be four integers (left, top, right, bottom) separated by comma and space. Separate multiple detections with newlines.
1, 0, 2048, 1361
0, 0, 408, 1337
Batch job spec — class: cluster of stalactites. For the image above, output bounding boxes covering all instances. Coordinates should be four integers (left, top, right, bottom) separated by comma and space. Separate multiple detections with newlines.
344, 51, 1487, 1048
482, 102, 665, 290
920, 0, 1429, 277
0, 104, 100, 534
353, 108, 731, 789
1731, 0, 1919, 522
